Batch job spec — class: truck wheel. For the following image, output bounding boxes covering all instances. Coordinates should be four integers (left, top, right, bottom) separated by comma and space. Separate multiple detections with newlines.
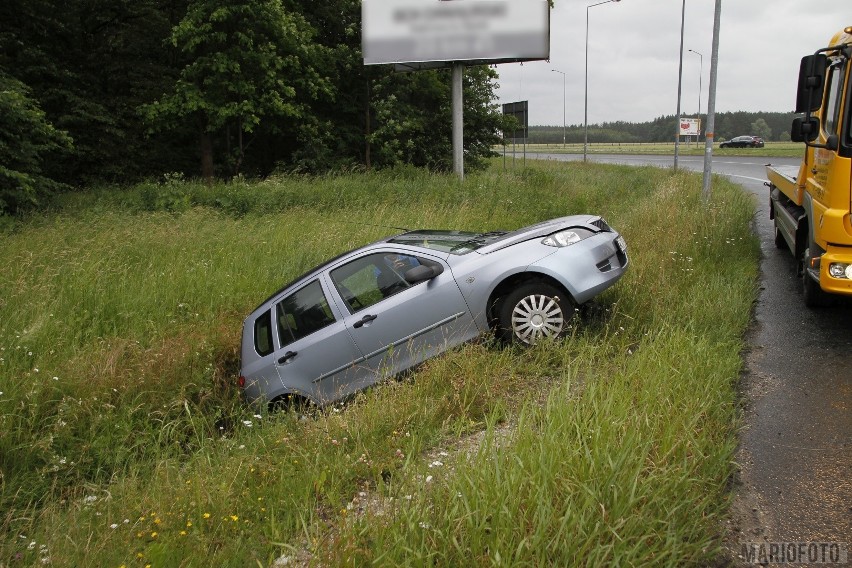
802, 251, 832, 308
773, 225, 786, 249
497, 283, 572, 344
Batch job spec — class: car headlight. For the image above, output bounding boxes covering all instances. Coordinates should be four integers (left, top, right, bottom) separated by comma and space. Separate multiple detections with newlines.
542, 228, 593, 247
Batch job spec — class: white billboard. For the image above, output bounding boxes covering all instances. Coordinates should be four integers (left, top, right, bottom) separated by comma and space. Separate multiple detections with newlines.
679, 118, 701, 137
362, 0, 550, 67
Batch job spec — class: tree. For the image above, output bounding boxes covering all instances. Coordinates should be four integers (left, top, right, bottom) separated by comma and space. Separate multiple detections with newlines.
751, 118, 772, 141
368, 66, 503, 172
0, 0, 196, 185
0, 73, 72, 213
142, 0, 330, 181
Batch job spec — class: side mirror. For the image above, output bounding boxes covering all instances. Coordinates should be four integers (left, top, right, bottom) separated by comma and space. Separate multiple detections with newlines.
795, 54, 828, 113
404, 263, 444, 284
791, 116, 820, 143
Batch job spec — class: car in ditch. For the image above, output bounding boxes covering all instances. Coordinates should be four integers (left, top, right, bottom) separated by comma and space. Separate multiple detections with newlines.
239, 215, 628, 409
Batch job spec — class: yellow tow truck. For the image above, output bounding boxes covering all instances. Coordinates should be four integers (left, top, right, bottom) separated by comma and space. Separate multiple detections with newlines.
767, 26, 852, 306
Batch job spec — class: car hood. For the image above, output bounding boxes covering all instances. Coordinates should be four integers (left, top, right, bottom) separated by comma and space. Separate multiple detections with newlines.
474, 215, 606, 255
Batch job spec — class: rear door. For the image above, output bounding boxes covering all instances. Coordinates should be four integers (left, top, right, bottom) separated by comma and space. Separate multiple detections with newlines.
271, 279, 371, 404
328, 250, 478, 380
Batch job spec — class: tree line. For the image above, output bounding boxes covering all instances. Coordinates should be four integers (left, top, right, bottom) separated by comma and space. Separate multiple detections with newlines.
0, 0, 507, 215
524, 111, 797, 145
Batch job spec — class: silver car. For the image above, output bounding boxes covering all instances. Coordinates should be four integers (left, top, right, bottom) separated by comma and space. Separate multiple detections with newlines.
239, 215, 628, 408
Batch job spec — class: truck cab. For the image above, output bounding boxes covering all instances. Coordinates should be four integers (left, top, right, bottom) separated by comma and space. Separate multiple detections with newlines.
766, 26, 852, 306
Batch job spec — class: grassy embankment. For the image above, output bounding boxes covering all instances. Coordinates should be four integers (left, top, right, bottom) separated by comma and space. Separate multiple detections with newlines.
506, 141, 803, 158
0, 160, 759, 566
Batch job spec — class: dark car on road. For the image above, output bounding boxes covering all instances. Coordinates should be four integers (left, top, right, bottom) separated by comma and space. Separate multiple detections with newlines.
239, 216, 629, 408
720, 135, 764, 148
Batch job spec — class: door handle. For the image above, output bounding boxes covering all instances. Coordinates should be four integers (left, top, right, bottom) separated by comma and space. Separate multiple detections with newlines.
277, 350, 298, 364
353, 314, 377, 328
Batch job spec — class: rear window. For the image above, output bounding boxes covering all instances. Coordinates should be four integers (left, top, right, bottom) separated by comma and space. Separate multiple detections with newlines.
254, 310, 274, 356
276, 280, 335, 348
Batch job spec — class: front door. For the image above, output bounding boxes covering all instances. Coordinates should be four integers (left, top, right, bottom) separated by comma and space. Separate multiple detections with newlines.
329, 250, 478, 380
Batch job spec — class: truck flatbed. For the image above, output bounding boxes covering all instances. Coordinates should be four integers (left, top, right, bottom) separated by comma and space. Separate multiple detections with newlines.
766, 163, 802, 204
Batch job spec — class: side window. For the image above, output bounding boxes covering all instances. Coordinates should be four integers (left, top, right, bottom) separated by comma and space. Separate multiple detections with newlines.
254, 310, 274, 356
276, 280, 335, 348
822, 61, 844, 136
330, 253, 423, 313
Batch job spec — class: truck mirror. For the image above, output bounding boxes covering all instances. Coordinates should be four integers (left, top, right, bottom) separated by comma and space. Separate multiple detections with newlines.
791, 116, 820, 143
795, 54, 828, 113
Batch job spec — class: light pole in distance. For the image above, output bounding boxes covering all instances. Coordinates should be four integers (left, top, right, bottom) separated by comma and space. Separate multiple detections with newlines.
551, 69, 566, 147
688, 48, 703, 143
584, 0, 621, 162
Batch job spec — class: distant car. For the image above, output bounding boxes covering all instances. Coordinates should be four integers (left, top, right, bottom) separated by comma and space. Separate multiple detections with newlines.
721, 136, 764, 148
239, 216, 629, 408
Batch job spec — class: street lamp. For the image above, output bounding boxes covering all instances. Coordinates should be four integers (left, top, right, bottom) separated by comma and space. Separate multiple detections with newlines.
551, 69, 566, 147
688, 49, 703, 141
584, 0, 621, 163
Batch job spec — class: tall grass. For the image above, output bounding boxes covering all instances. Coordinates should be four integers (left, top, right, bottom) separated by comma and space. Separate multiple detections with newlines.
0, 160, 758, 566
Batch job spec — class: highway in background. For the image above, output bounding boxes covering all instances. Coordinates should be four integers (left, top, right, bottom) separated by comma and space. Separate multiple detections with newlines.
537, 152, 852, 563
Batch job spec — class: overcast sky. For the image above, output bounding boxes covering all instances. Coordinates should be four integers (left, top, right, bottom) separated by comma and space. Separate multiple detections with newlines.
494, 0, 849, 126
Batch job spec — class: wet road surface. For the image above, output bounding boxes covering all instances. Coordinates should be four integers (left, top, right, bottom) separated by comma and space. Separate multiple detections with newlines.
536, 153, 852, 563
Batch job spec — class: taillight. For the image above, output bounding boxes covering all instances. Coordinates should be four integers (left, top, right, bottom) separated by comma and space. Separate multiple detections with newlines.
238, 376, 246, 388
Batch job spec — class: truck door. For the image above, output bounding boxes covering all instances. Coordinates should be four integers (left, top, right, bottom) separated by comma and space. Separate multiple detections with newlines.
809, 58, 846, 212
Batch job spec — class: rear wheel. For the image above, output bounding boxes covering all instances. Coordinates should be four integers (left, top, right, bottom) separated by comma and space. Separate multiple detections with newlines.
773, 223, 786, 249
269, 393, 311, 414
497, 283, 572, 344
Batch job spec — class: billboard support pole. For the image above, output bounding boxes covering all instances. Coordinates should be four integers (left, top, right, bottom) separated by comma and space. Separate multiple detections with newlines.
452, 63, 464, 181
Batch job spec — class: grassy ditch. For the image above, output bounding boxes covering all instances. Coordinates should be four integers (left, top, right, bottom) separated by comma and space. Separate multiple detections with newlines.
0, 161, 759, 566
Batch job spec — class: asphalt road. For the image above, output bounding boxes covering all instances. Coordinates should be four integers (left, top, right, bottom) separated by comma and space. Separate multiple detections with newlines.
535, 152, 852, 563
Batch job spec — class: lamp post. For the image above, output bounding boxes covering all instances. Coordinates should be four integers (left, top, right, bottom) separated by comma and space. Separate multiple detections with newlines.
673, 0, 685, 170
688, 49, 703, 143
551, 69, 566, 147
584, 0, 621, 163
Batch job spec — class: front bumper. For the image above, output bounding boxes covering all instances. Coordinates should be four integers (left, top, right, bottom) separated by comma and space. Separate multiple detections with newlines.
531, 232, 629, 304
814, 248, 852, 296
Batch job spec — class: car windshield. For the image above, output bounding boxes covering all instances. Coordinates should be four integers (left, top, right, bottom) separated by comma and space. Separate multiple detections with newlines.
389, 230, 507, 255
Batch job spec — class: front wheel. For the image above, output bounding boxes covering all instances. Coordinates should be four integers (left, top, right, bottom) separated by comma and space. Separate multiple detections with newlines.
497, 283, 573, 344
802, 249, 832, 308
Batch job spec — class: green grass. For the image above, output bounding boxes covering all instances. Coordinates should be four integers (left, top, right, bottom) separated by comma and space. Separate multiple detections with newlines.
507, 141, 803, 158
0, 161, 759, 566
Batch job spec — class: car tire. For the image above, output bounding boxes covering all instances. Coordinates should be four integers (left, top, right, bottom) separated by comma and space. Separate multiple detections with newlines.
269, 393, 311, 414
497, 282, 572, 344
